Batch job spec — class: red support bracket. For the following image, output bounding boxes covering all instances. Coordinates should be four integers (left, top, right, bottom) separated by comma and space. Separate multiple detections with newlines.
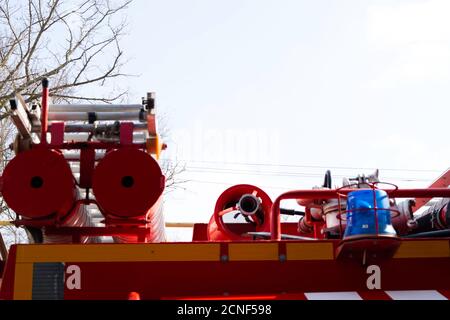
50, 122, 65, 146
79, 148, 96, 188
120, 122, 134, 145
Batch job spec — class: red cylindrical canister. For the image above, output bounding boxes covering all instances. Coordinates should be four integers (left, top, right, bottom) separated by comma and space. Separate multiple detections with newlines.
92, 148, 166, 242
1, 148, 76, 219
1, 148, 95, 243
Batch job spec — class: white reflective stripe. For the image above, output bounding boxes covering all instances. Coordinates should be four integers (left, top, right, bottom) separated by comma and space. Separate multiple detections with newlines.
305, 292, 362, 300
386, 290, 447, 300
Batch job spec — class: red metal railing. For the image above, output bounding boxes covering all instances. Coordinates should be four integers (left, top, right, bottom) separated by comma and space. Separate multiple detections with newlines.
270, 188, 450, 240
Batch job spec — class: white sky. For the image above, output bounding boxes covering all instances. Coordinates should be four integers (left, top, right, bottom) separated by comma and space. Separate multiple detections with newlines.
117, 0, 450, 240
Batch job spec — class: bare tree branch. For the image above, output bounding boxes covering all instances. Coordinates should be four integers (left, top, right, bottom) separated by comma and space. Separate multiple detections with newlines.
0, 0, 132, 107
157, 113, 188, 193
161, 160, 188, 194
0, 0, 134, 248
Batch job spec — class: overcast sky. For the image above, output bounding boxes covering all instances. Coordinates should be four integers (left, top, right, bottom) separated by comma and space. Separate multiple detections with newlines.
119, 0, 450, 240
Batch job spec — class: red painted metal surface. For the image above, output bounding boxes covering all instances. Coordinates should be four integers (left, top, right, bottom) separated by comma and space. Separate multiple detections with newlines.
120, 122, 134, 145
42, 226, 152, 242
92, 148, 165, 219
207, 184, 273, 241
49, 122, 65, 145
0, 245, 16, 300
92, 148, 166, 242
40, 241, 448, 300
298, 207, 326, 239
40, 79, 49, 144
79, 148, 96, 189
195, 223, 300, 241
1, 148, 76, 219
0, 147, 96, 243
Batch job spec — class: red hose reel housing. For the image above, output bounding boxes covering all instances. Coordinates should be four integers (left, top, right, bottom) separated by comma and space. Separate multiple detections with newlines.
207, 184, 273, 241
1, 148, 76, 219
92, 148, 165, 220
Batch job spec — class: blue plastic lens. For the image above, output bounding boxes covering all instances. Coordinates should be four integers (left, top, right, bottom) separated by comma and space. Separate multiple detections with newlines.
344, 189, 397, 239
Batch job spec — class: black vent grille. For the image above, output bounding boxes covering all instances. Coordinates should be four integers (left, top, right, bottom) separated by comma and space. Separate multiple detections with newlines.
32, 263, 65, 300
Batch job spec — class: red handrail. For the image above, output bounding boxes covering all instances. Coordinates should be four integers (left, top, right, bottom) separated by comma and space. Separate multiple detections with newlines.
270, 188, 450, 240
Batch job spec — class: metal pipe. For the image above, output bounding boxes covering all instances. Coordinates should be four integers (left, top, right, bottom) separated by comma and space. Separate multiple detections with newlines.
49, 104, 143, 112
64, 133, 92, 142
64, 132, 147, 142
40, 78, 49, 144
165, 222, 195, 228
411, 198, 449, 233
64, 151, 105, 161
237, 194, 261, 216
403, 229, 450, 238
280, 208, 305, 216
64, 133, 92, 141
9, 95, 32, 139
46, 141, 147, 150
48, 111, 146, 121
36, 122, 148, 133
